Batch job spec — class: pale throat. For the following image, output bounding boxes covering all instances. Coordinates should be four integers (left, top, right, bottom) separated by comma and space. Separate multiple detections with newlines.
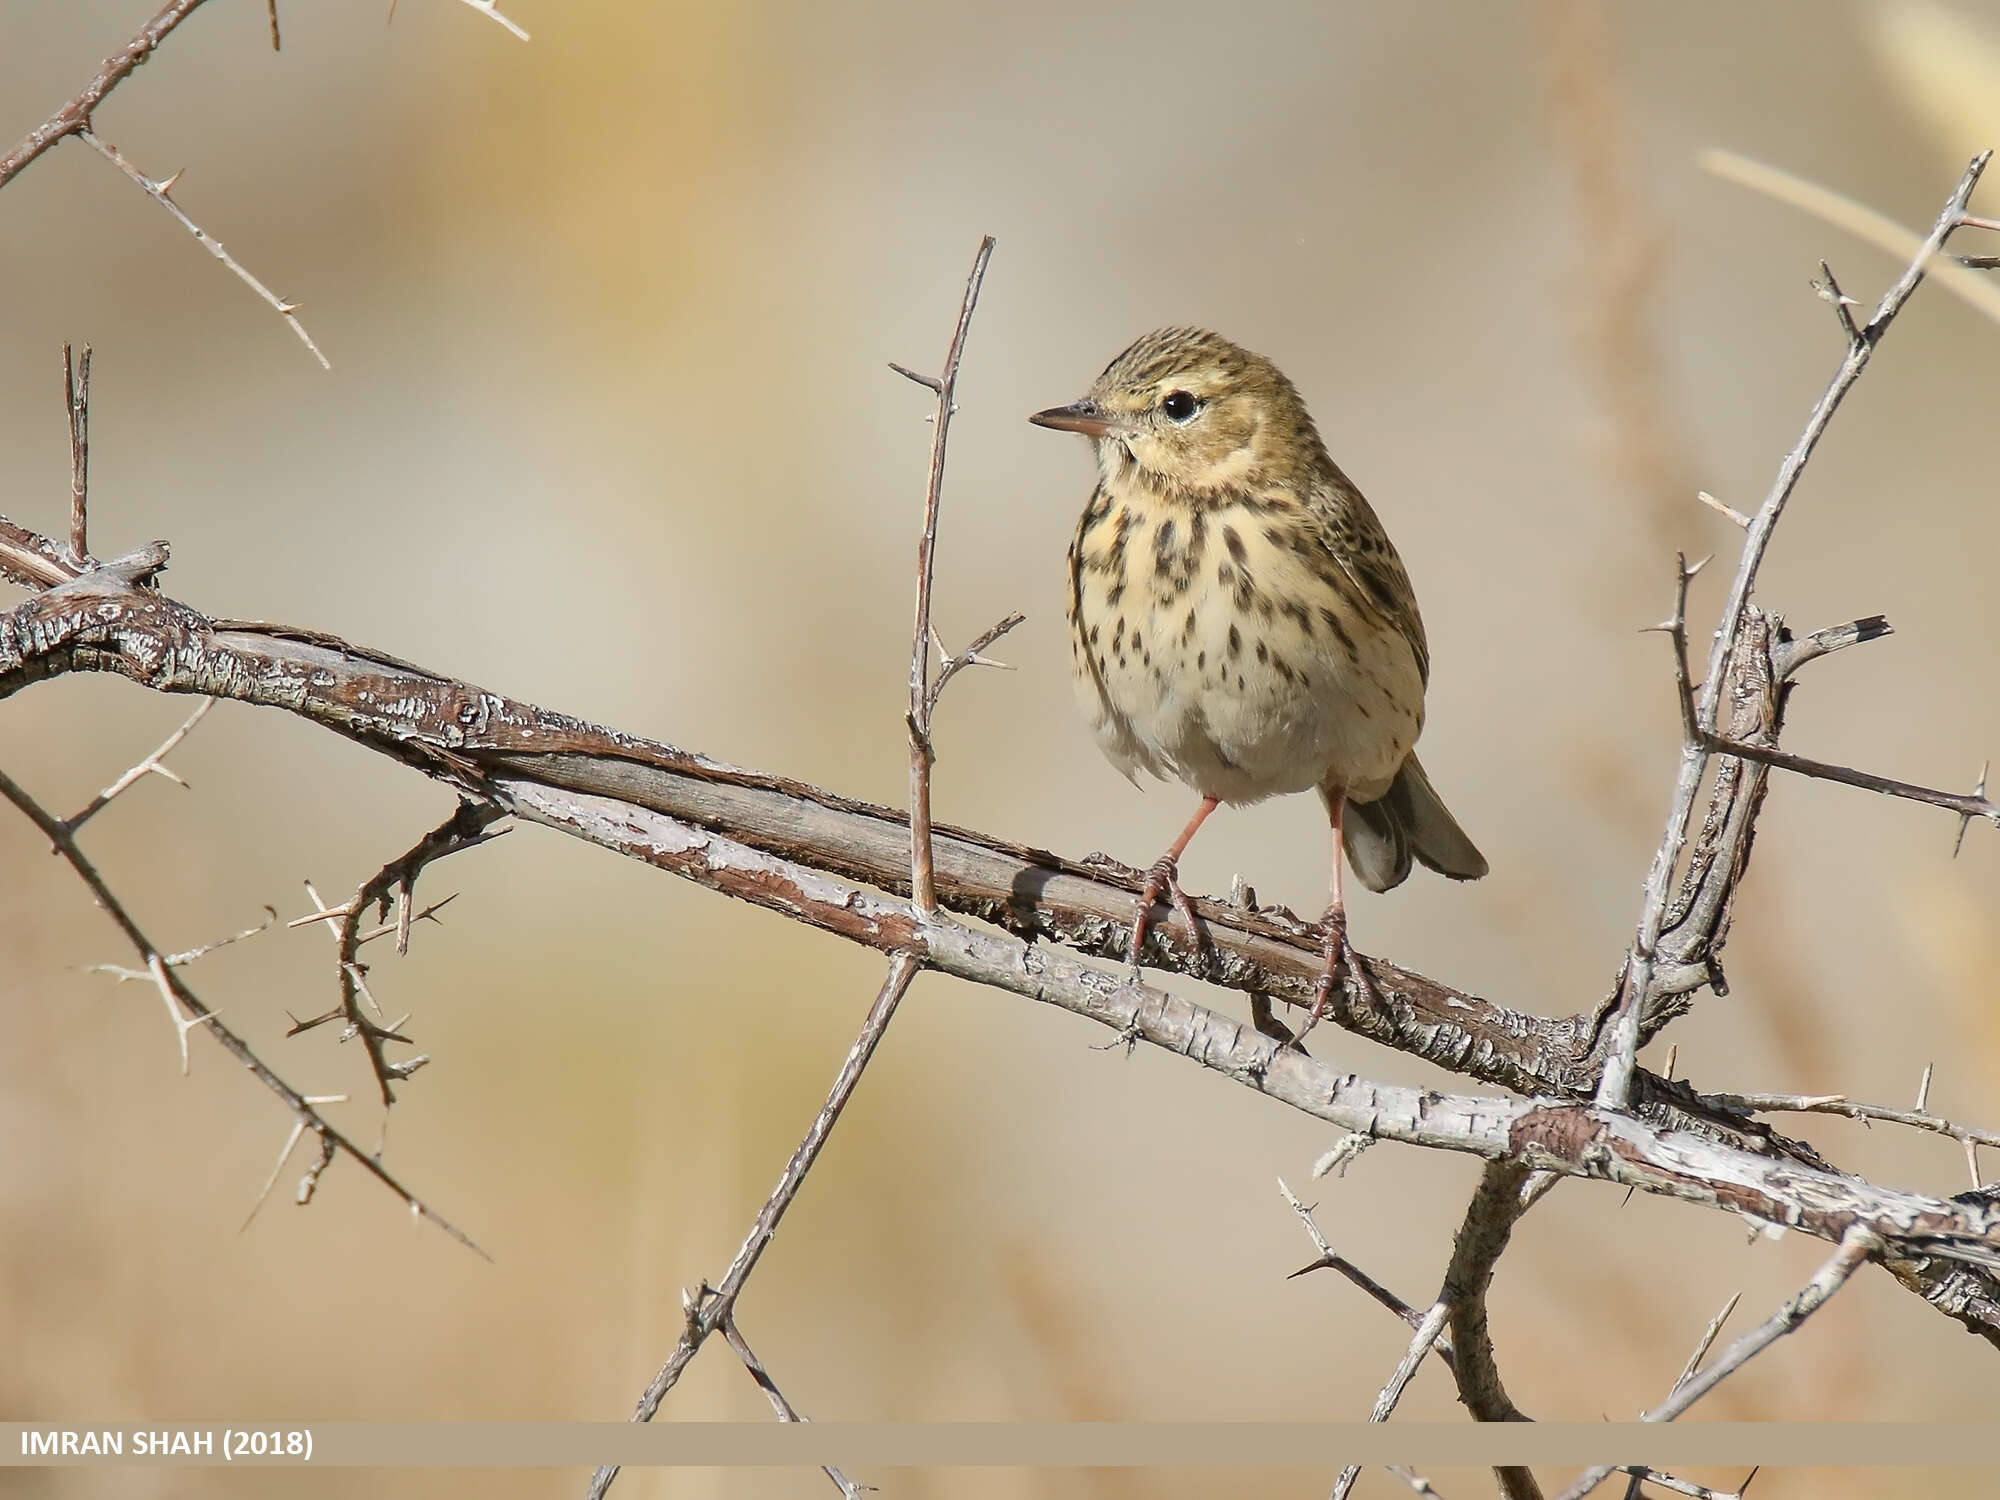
1095, 436, 1267, 500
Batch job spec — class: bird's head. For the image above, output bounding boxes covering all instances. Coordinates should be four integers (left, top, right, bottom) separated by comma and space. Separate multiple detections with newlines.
1030, 326, 1325, 495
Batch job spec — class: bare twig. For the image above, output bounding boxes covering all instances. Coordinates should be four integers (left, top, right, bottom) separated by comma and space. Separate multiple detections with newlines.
76, 129, 329, 368
1329, 1298, 1452, 1500
1600, 152, 1993, 1111
1709, 1090, 2000, 1152
290, 801, 505, 1106
1671, 1291, 1742, 1394
1811, 259, 1863, 348
1696, 490, 1749, 528
451, 0, 530, 41
1650, 562, 1997, 836
719, 1312, 865, 1499
1699, 734, 1999, 830
1390, 1470, 1449, 1499
1612, 1471, 1755, 1500
63, 696, 214, 832
924, 611, 1024, 718
1774, 615, 1891, 676
239, 1091, 349, 1230
265, 0, 280, 50
1330, 1164, 1548, 1500
894, 235, 996, 915
63, 344, 91, 565
0, 763, 482, 1255
588, 951, 922, 1500
1703, 148, 2000, 328
0, 0, 216, 190
1311, 1131, 1374, 1179
1278, 1178, 1456, 1369
1552, 1227, 1879, 1500
86, 903, 275, 975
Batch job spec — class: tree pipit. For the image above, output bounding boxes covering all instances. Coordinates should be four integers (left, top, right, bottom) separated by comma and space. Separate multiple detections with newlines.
1032, 327, 1486, 1029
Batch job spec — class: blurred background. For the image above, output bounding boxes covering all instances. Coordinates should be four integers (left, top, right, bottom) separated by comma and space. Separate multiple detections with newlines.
3, 1, 1999, 1495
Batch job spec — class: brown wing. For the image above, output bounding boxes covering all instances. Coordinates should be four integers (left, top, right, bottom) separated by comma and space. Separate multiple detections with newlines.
1302, 462, 1430, 686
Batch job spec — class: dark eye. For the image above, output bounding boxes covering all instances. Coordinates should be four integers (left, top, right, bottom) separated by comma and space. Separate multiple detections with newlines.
1161, 390, 1200, 422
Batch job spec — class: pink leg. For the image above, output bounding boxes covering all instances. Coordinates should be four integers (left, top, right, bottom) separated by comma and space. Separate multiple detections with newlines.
1128, 796, 1221, 975
1299, 787, 1380, 1042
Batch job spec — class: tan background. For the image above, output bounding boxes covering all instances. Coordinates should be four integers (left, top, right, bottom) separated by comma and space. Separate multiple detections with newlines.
3, 1, 2000, 1496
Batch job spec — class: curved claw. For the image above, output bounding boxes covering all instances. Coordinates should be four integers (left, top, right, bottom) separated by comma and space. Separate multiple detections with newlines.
1126, 856, 1216, 978
1294, 906, 1380, 1048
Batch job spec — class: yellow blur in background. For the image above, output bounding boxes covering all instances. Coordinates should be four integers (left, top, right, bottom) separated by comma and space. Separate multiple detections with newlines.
3, 2, 1999, 1497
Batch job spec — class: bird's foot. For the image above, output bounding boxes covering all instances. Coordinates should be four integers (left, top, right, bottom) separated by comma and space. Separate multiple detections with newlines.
1295, 906, 1380, 1047
1127, 854, 1215, 979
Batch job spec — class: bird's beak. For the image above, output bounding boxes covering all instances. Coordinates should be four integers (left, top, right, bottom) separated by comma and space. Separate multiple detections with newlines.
1029, 400, 1122, 439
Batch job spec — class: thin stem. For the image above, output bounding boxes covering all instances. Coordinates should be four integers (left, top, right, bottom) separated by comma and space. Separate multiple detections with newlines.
77, 129, 329, 368
0, 0, 215, 190
719, 1312, 865, 1499
63, 344, 91, 565
899, 235, 996, 914
1552, 1227, 1878, 1500
588, 951, 921, 1500
0, 762, 482, 1255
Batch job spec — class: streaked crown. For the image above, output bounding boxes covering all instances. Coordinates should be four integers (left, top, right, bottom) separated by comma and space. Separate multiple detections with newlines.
1031, 327, 1331, 496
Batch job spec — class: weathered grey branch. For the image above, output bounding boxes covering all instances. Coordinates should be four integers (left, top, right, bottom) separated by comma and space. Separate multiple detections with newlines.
1600, 151, 1994, 1109
1443, 1165, 1546, 1500
0, 525, 1752, 1108
6, 522, 2000, 1352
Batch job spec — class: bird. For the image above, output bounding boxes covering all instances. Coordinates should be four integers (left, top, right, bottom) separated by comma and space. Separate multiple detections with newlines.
1030, 326, 1486, 1026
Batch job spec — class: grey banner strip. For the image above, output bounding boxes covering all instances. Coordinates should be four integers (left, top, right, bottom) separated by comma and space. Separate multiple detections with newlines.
5, 1423, 2000, 1468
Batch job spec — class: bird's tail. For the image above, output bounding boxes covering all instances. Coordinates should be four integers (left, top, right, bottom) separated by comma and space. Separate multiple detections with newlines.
1336, 754, 1488, 894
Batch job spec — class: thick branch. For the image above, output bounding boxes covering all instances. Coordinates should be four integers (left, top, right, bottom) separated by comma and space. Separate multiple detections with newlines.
6, 525, 2000, 1345
0, 538, 1714, 1105
1443, 1164, 1545, 1500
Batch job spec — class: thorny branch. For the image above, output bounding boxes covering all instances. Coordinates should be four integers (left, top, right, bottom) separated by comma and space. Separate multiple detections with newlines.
1287, 1178, 1732, 1500
584, 952, 918, 1500
6, 519, 2000, 1357
0, 762, 481, 1254
0, 0, 214, 190
893, 233, 998, 915
719, 1312, 865, 1500
63, 693, 211, 833
0, 0, 528, 366
77, 128, 328, 367
287, 801, 507, 1106
1653, 564, 2000, 835
1552, 1227, 1879, 1500
1598, 150, 1995, 1112
1, 99, 1996, 1474
1328, 1163, 1554, 1500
